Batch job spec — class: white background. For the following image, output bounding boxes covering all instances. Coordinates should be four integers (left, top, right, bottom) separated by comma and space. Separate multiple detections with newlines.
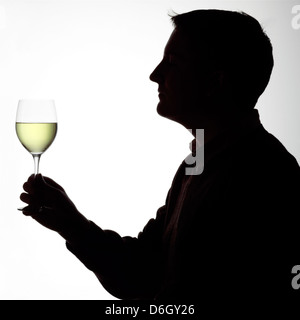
0, 0, 299, 300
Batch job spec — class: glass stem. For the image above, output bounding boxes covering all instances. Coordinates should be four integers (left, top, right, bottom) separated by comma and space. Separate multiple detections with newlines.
33, 154, 41, 175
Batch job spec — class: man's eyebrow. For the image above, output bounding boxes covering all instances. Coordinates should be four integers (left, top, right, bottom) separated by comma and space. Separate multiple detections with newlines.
163, 51, 184, 58
163, 44, 180, 56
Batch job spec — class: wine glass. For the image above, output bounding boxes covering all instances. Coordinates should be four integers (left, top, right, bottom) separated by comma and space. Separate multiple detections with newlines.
16, 99, 57, 175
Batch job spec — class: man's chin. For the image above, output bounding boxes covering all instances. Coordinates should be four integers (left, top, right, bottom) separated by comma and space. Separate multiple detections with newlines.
157, 103, 170, 118
157, 103, 179, 123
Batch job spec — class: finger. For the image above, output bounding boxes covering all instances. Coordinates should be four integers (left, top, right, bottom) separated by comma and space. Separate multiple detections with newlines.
23, 181, 34, 194
26, 174, 36, 184
22, 205, 44, 217
23, 174, 38, 192
21, 205, 36, 216
20, 192, 33, 205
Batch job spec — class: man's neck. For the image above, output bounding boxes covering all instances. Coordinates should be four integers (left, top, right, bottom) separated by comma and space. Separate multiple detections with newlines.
184, 109, 260, 145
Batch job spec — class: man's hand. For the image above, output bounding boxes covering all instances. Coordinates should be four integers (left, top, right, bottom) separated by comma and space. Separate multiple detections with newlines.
20, 174, 90, 242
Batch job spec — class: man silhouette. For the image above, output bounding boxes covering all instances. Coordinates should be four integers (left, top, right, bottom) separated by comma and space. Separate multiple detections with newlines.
20, 9, 300, 306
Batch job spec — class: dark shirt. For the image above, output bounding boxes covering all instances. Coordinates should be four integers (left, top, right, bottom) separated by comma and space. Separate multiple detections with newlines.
66, 109, 300, 306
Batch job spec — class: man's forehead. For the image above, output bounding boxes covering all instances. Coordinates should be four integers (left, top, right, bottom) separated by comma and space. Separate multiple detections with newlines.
164, 29, 193, 57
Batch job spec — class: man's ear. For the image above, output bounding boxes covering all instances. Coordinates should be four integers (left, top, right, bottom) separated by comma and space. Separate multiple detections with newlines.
206, 70, 226, 96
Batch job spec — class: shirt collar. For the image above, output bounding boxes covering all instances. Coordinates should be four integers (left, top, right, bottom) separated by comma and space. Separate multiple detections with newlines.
188, 109, 262, 163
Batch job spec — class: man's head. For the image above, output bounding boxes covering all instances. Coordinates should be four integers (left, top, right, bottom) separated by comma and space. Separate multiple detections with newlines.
150, 9, 274, 128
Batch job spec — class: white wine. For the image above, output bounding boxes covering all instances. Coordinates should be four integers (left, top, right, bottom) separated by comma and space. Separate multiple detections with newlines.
16, 122, 57, 155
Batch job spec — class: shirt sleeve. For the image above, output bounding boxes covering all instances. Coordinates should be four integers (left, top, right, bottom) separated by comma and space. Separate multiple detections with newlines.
66, 205, 166, 300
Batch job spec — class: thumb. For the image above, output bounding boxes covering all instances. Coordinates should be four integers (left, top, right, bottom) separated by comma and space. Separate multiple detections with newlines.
35, 174, 65, 193
43, 176, 65, 192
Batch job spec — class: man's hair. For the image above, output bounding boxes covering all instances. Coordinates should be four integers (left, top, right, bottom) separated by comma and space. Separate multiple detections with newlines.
171, 9, 274, 108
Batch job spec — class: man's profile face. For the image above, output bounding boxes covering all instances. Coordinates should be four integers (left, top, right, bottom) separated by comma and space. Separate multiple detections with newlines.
150, 29, 211, 126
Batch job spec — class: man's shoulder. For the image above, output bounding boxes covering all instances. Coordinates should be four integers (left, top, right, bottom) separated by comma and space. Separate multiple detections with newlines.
237, 124, 299, 171
223, 125, 300, 206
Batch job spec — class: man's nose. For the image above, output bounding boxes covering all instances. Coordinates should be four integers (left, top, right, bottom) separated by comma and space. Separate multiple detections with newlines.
149, 61, 163, 83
